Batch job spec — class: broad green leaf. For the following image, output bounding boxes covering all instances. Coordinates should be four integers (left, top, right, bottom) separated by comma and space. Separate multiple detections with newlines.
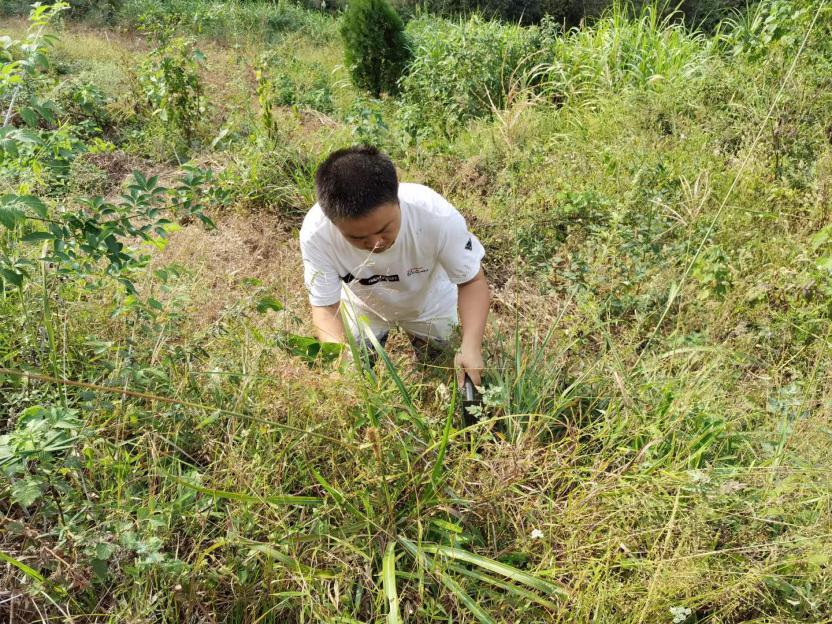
0, 206, 25, 229
11, 478, 42, 508
0, 138, 19, 157
318, 341, 343, 363
95, 542, 116, 560
383, 541, 401, 624
34, 52, 49, 69
275, 332, 342, 364
19, 107, 38, 127
91, 558, 109, 580
10, 128, 40, 144
810, 225, 832, 250
21, 231, 53, 243
197, 213, 216, 229
32, 102, 55, 124
256, 296, 284, 313
0, 268, 25, 287
15, 195, 48, 217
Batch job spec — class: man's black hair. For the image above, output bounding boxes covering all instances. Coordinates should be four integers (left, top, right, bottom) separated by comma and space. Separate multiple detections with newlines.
315, 145, 399, 222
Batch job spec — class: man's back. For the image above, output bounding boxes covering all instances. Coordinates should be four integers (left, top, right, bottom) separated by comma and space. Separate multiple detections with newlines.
301, 182, 484, 321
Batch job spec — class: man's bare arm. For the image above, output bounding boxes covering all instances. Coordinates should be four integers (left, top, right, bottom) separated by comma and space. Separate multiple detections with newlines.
311, 303, 346, 343
455, 268, 490, 386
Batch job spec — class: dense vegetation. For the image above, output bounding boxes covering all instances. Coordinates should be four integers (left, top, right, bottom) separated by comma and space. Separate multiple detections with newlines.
1, 0, 831, 622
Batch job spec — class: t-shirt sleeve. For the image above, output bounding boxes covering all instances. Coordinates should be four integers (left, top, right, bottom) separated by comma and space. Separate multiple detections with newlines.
437, 208, 486, 285
301, 235, 342, 306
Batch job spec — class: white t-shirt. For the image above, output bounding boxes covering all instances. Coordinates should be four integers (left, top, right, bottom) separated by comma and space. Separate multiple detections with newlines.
300, 183, 485, 322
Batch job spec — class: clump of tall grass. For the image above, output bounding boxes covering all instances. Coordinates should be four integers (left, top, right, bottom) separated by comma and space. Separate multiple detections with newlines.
545, 3, 714, 103
399, 3, 714, 139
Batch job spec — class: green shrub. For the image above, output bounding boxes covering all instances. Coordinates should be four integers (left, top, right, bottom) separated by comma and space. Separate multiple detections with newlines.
263, 57, 334, 114
136, 37, 205, 144
340, 0, 412, 97
721, 0, 813, 61
66, 153, 111, 196
675, 0, 748, 31
344, 95, 391, 147
67, 0, 123, 24
399, 15, 542, 137
65, 150, 129, 196
51, 78, 111, 129
254, 53, 335, 140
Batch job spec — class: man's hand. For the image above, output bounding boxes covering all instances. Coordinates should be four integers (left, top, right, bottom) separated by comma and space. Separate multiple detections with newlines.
455, 346, 484, 388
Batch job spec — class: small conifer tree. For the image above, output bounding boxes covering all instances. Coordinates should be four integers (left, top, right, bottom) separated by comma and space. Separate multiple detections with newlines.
340, 0, 412, 97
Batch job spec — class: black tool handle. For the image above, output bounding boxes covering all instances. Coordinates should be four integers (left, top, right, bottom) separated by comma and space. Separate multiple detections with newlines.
461, 373, 481, 427
463, 374, 476, 401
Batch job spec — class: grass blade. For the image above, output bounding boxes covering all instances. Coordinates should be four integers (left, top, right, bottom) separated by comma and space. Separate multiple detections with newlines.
363, 323, 431, 439
429, 393, 455, 494
363, 321, 414, 410
310, 466, 368, 523
249, 543, 337, 579
421, 544, 569, 598
398, 537, 497, 624
0, 549, 45, 583
450, 562, 559, 611
383, 541, 401, 624
341, 306, 376, 383
171, 475, 321, 507
438, 571, 497, 624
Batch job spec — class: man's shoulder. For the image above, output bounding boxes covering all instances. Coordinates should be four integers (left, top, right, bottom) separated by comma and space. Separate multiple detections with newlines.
299, 203, 330, 246
399, 183, 459, 219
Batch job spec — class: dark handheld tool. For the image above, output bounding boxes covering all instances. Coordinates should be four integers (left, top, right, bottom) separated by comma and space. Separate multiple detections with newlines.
461, 373, 482, 427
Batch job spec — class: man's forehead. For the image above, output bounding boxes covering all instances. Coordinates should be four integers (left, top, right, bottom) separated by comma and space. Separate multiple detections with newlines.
335, 202, 400, 236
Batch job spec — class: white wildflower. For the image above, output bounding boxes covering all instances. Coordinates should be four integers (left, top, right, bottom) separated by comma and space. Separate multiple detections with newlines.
687, 469, 710, 484
530, 528, 544, 540
670, 606, 692, 623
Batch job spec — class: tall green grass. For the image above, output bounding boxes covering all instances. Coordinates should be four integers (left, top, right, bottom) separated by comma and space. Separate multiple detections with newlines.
118, 0, 337, 45
546, 3, 714, 101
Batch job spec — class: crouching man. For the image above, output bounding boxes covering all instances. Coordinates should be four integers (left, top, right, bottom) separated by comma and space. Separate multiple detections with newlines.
299, 145, 490, 385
